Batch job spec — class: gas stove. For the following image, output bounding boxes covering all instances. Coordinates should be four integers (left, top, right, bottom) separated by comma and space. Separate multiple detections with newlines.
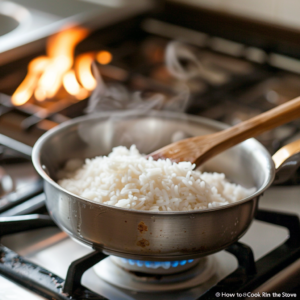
0, 1, 300, 299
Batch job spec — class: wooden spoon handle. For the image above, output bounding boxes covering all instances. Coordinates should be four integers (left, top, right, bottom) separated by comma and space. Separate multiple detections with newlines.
193, 96, 300, 165
217, 96, 300, 142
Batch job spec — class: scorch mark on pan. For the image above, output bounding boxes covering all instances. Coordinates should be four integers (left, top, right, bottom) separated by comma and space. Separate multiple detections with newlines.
138, 221, 148, 234
137, 239, 150, 247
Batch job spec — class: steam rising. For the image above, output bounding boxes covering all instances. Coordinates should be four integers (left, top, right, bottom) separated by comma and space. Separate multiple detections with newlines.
166, 41, 227, 84
80, 41, 210, 151
86, 64, 189, 114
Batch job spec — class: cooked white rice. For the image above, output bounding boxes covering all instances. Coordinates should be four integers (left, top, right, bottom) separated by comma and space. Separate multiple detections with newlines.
58, 145, 255, 211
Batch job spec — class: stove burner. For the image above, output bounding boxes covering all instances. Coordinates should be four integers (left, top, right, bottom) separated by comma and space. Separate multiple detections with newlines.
94, 256, 216, 292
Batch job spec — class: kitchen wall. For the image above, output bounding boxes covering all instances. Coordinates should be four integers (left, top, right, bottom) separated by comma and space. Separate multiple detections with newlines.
171, 0, 300, 30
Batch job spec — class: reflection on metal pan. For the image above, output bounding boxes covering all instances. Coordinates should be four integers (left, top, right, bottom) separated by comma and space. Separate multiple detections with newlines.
32, 111, 300, 260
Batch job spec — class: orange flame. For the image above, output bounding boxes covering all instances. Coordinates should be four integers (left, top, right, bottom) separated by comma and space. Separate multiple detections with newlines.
97, 51, 112, 65
63, 70, 88, 100
12, 26, 89, 105
75, 53, 97, 91
12, 26, 113, 106
35, 27, 89, 101
11, 56, 49, 105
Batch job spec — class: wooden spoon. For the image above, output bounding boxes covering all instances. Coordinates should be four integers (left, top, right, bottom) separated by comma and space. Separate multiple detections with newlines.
149, 96, 300, 167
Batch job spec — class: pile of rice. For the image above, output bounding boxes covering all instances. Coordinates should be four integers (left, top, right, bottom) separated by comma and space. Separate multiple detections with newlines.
58, 145, 255, 211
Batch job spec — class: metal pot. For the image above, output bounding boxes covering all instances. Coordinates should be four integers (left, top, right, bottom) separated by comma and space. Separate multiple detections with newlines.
32, 111, 300, 260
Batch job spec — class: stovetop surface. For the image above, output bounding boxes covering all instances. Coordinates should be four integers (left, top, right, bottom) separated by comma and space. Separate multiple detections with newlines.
0, 6, 300, 299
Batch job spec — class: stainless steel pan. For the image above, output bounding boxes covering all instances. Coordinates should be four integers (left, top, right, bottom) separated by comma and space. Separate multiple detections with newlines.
32, 111, 300, 260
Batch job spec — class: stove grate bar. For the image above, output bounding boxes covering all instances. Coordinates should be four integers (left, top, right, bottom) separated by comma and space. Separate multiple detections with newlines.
0, 214, 108, 299
0, 93, 14, 118
225, 242, 256, 276
0, 133, 32, 158
255, 209, 300, 246
0, 193, 46, 217
64, 250, 108, 295
0, 180, 43, 214
0, 245, 107, 300
0, 214, 55, 237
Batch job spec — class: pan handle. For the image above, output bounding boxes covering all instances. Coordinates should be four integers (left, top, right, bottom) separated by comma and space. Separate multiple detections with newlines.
272, 139, 300, 184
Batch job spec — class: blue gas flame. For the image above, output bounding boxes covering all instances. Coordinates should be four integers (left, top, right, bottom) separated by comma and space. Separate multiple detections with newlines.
120, 258, 194, 269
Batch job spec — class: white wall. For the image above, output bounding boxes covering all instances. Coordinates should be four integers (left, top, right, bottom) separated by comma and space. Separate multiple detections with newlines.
171, 0, 300, 30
